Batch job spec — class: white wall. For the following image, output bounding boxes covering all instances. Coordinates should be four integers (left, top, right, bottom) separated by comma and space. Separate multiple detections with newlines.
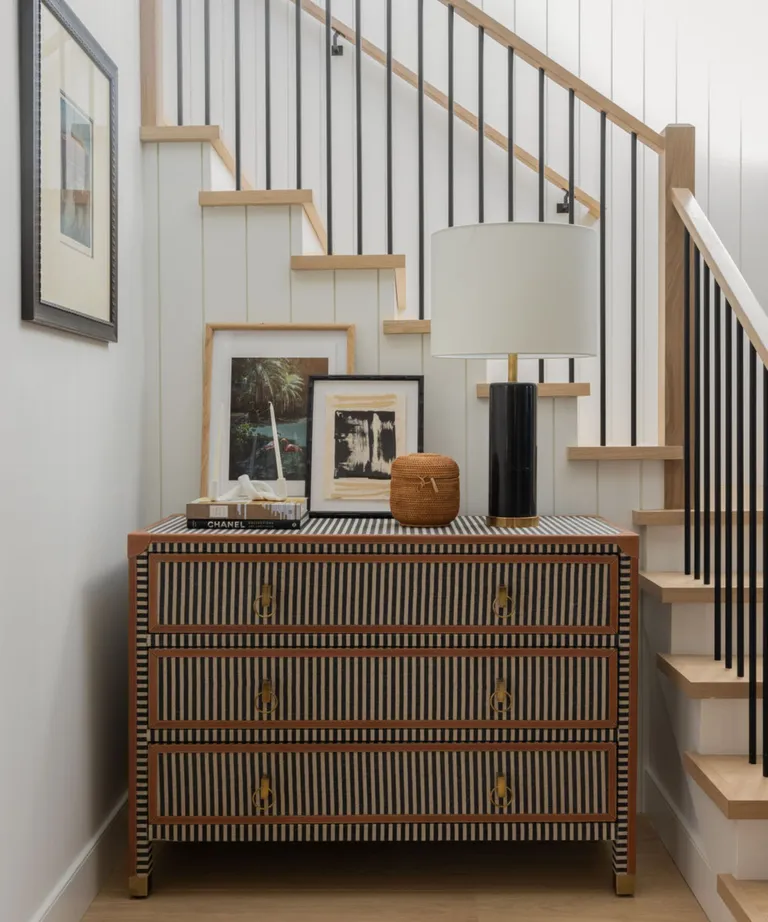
0, 3, 146, 921
166, 0, 768, 449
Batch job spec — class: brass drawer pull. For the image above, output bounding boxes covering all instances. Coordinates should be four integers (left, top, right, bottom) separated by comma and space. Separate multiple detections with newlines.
252, 775, 274, 812
253, 584, 274, 619
492, 585, 515, 620
489, 773, 514, 810
489, 679, 513, 714
255, 679, 279, 716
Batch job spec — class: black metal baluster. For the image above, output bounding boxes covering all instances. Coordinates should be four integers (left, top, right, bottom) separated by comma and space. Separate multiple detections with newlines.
713, 283, 722, 658
418, 0, 424, 320
630, 132, 638, 445
478, 28, 484, 223
295, 0, 302, 189
507, 49, 514, 221
737, 322, 745, 677
264, 0, 272, 189
763, 365, 768, 774
325, 0, 333, 254
684, 231, 692, 576
234, 0, 241, 191
725, 306, 734, 669
568, 88, 575, 383
600, 112, 607, 445
355, 0, 362, 252
703, 265, 711, 583
694, 250, 701, 581
447, 6, 454, 228
386, 0, 393, 251
176, 0, 183, 125
204, 0, 211, 125
538, 66, 545, 383
748, 343, 758, 762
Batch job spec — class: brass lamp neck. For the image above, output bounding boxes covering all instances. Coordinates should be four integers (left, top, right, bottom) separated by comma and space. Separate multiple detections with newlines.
507, 354, 518, 383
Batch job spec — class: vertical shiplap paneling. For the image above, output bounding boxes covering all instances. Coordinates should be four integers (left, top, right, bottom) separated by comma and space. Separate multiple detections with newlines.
219, 0, 236, 160
597, 460, 641, 530
391, 1, 422, 316
465, 361, 489, 515
611, 2, 645, 445
269, 0, 292, 191
202, 207, 248, 323
142, 144, 162, 522
245, 206, 292, 322
334, 270, 380, 374
238, 0, 258, 187
290, 271, 335, 323
378, 275, 423, 376
300, 6, 325, 207
187, 0, 204, 126
158, 142, 206, 514
553, 398, 598, 514
536, 397, 556, 516
640, 460, 665, 511
642, 0, 676, 447
421, 337, 468, 509
161, 0, 178, 124
675, 4, 709, 216
544, 0, 580, 384
328, 0, 356, 255
579, 0, 613, 446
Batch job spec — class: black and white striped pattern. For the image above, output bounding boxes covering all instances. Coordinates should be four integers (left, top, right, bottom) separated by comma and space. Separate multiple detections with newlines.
150, 728, 617, 744
149, 514, 624, 539
150, 821, 616, 843
152, 746, 614, 822
152, 651, 614, 727
133, 553, 153, 878
153, 558, 614, 631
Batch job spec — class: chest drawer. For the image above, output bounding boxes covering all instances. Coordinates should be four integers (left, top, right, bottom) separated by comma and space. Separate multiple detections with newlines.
149, 649, 617, 729
149, 743, 615, 824
149, 554, 617, 634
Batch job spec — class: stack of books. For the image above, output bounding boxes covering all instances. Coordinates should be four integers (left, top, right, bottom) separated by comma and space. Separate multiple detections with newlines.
186, 498, 308, 530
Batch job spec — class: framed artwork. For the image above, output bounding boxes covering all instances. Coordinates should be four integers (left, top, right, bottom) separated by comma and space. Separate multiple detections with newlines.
306, 375, 424, 518
201, 324, 356, 498
19, 0, 118, 341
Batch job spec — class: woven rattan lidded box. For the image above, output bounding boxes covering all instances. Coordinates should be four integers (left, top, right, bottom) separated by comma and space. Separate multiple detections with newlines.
389, 453, 460, 527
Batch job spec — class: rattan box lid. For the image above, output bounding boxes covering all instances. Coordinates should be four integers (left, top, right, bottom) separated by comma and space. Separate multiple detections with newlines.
390, 453, 460, 480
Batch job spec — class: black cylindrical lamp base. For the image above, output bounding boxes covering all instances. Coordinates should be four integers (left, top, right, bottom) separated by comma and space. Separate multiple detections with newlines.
488, 382, 538, 527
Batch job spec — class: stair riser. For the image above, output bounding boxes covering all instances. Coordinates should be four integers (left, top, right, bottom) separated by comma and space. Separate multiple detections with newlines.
643, 525, 764, 574
643, 596, 765, 656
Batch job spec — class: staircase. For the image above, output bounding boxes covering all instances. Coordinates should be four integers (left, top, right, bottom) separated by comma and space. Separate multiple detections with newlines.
139, 1, 768, 919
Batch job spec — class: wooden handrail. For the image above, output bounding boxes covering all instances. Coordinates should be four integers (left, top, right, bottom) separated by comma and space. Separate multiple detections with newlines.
672, 188, 768, 370
297, 0, 600, 219
140, 0, 163, 126
437, 0, 664, 153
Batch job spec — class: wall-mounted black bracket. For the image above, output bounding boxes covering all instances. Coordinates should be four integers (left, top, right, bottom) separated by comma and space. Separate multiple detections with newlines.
556, 191, 571, 214
332, 30, 344, 55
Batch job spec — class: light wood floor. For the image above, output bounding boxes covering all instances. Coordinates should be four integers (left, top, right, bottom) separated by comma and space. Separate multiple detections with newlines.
83, 817, 706, 922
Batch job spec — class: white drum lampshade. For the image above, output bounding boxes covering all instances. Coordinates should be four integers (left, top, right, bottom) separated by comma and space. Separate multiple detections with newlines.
430, 222, 598, 527
431, 222, 598, 360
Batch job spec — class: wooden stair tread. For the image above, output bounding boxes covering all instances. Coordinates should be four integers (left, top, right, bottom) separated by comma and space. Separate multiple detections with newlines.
641, 571, 764, 603
476, 383, 590, 399
657, 654, 764, 699
718, 874, 768, 922
568, 446, 684, 461
634, 508, 765, 526
383, 319, 430, 334
200, 190, 327, 253
684, 752, 768, 819
292, 256, 406, 313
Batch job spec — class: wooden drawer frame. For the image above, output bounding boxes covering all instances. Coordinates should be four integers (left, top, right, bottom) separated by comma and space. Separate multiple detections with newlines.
148, 552, 620, 635
148, 742, 618, 826
148, 647, 618, 731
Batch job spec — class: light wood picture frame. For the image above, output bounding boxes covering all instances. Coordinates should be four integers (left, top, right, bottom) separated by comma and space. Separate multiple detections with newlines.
201, 323, 355, 498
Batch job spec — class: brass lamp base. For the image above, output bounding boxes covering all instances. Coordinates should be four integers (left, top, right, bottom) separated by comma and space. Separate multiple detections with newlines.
487, 515, 541, 529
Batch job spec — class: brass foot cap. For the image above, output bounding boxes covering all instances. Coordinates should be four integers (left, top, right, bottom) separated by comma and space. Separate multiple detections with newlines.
614, 873, 635, 896
129, 875, 150, 899
487, 515, 540, 529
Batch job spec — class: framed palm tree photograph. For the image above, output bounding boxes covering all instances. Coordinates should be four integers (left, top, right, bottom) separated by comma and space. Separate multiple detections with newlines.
201, 324, 356, 498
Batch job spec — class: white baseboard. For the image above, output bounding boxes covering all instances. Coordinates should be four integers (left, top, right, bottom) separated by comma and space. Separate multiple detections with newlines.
29, 793, 127, 922
645, 768, 735, 922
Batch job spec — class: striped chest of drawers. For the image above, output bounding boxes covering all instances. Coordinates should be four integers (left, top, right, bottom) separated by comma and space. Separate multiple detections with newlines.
128, 514, 638, 897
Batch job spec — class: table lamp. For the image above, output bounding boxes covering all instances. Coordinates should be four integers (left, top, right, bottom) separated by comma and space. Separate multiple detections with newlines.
431, 222, 598, 527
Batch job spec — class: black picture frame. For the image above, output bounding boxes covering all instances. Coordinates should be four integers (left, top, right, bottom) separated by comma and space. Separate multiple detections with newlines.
305, 375, 425, 519
19, 0, 118, 342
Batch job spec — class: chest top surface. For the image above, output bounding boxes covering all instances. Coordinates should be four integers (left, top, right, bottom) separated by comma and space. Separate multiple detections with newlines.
129, 514, 638, 558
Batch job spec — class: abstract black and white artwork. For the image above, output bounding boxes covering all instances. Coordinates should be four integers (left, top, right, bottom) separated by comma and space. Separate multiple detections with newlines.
306, 376, 424, 518
333, 410, 397, 480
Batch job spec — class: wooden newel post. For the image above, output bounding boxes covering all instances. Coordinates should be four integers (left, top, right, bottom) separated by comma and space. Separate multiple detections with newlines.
659, 124, 695, 509
140, 0, 164, 127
